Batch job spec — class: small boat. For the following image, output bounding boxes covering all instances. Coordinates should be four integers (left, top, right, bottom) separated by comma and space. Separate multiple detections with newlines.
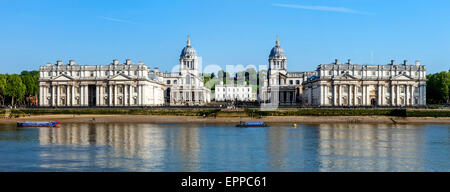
17, 121, 60, 127
236, 122, 269, 128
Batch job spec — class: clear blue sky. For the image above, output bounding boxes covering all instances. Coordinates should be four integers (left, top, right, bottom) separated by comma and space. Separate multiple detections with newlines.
0, 0, 449, 74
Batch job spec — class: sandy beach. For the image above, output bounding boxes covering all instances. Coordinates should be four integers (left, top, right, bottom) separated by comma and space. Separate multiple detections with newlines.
1, 114, 450, 125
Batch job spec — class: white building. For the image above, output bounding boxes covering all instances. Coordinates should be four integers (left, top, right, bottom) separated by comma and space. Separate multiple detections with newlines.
152, 36, 211, 106
302, 59, 427, 107
39, 59, 167, 107
260, 37, 316, 105
215, 81, 256, 101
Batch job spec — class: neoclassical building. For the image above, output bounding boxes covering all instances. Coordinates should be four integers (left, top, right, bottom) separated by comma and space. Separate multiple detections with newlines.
215, 81, 256, 101
152, 36, 211, 106
302, 59, 427, 107
259, 37, 316, 105
39, 59, 167, 107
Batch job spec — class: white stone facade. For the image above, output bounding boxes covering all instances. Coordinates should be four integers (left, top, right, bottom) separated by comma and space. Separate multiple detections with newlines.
39, 59, 167, 107
302, 59, 427, 107
151, 36, 211, 106
260, 37, 316, 105
215, 81, 256, 101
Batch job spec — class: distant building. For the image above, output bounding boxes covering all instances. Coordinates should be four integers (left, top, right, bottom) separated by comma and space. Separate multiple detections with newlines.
38, 59, 167, 107
215, 81, 256, 101
302, 59, 427, 107
151, 36, 211, 106
259, 37, 316, 105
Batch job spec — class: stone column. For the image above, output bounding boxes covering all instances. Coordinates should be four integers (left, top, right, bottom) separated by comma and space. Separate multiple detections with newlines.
396, 85, 400, 106
114, 85, 118, 106
71, 85, 75, 106
333, 84, 337, 106
39, 86, 44, 106
137, 85, 142, 105
108, 85, 112, 106
353, 85, 357, 106
56, 85, 60, 106
405, 85, 409, 106
99, 86, 103, 106
85, 85, 89, 106
96, 85, 100, 106
338, 85, 342, 106
411, 86, 415, 105
347, 85, 351, 106
390, 85, 394, 106
51, 85, 55, 106
124, 84, 128, 106
65, 85, 69, 107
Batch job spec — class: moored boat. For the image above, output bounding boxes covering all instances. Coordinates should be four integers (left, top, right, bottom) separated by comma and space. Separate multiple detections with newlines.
17, 121, 60, 127
236, 122, 269, 127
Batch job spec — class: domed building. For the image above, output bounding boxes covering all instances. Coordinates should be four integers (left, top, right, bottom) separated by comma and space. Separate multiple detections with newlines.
152, 36, 211, 105
260, 37, 316, 106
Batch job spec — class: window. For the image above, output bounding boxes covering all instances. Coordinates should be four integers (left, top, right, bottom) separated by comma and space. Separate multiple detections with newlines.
372, 71, 376, 76
167, 80, 171, 84
90, 72, 94, 77
358, 71, 361, 75
289, 80, 293, 85
48, 72, 52, 76
400, 86, 405, 93
358, 86, 362, 93
387, 72, 390, 76
296, 80, 300, 84
134, 87, 138, 93
343, 85, 348, 93
185, 76, 191, 84
119, 86, 123, 94
328, 71, 332, 75
134, 71, 138, 76
174, 80, 177, 84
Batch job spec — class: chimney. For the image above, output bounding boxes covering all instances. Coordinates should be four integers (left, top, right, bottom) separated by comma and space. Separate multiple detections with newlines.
46, 62, 52, 66
69, 60, 75, 65
56, 60, 62, 66
348, 59, 352, 65
403, 60, 408, 65
126, 59, 131, 65
138, 61, 143, 65
415, 60, 420, 66
335, 59, 338, 64
113, 59, 119, 65
154, 67, 159, 73
390, 60, 395, 65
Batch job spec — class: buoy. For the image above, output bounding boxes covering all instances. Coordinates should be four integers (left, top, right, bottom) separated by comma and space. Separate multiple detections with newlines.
293, 123, 297, 127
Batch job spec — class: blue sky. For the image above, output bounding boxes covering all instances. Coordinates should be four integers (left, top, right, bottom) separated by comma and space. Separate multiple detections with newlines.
0, 0, 449, 74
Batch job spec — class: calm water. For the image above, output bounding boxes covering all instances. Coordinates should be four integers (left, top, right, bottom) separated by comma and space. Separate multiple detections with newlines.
0, 123, 448, 172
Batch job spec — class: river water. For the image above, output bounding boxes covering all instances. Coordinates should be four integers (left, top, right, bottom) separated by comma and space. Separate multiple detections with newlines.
0, 123, 448, 172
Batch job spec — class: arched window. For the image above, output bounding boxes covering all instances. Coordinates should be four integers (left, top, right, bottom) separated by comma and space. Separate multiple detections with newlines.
185, 75, 191, 85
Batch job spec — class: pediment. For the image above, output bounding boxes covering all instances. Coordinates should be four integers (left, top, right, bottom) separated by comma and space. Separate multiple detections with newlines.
392, 74, 413, 80
53, 74, 73, 81
109, 73, 131, 81
334, 73, 358, 80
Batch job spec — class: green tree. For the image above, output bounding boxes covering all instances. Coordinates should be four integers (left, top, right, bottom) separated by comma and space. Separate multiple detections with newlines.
0, 74, 6, 106
427, 71, 450, 104
6, 74, 26, 106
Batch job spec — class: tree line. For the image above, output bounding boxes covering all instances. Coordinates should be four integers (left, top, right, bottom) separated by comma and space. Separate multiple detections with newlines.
0, 71, 40, 107
426, 71, 450, 105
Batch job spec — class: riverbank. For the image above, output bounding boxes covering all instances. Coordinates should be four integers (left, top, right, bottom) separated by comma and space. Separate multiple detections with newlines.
1, 114, 450, 124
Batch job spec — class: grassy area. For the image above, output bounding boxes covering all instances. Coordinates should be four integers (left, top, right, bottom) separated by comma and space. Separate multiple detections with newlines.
5, 108, 450, 118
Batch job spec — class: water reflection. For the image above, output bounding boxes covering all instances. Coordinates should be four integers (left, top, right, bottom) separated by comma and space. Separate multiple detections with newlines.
316, 124, 426, 171
23, 123, 449, 171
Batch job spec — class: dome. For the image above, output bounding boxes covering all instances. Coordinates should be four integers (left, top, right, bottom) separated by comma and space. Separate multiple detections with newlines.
180, 45, 196, 57
269, 45, 285, 58
180, 36, 196, 57
269, 37, 286, 58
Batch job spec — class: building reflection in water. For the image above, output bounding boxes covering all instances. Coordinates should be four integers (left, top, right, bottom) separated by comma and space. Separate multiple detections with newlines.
38, 123, 201, 171
37, 123, 431, 171
316, 123, 426, 172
